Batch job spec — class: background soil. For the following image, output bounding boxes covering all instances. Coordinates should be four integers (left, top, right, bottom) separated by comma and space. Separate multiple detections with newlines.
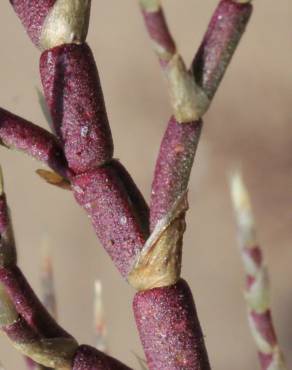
0, 1, 291, 369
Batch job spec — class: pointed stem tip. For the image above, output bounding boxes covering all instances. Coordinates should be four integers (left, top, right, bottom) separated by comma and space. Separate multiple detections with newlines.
230, 171, 253, 215
139, 0, 160, 12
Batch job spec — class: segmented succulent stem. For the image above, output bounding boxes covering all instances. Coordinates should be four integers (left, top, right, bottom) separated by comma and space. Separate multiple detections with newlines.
230, 172, 287, 370
0, 0, 257, 369
139, 0, 208, 122
0, 168, 132, 369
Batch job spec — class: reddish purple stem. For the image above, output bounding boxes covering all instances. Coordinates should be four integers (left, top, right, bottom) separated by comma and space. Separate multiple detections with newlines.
0, 265, 71, 340
192, 0, 252, 100
133, 279, 210, 370
250, 310, 277, 349
0, 195, 10, 236
0, 192, 17, 267
9, 0, 56, 47
258, 353, 274, 370
73, 160, 148, 277
3, 320, 132, 370
142, 8, 176, 65
72, 345, 132, 370
3, 316, 40, 345
40, 42, 149, 276
150, 1, 252, 229
0, 108, 68, 178
40, 43, 113, 174
0, 189, 131, 368
150, 117, 202, 230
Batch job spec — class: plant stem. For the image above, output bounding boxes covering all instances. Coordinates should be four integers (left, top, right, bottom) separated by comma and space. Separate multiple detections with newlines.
6, 1, 151, 277
9, 0, 56, 47
73, 345, 132, 370
230, 173, 286, 370
192, 0, 252, 102
150, 117, 202, 230
148, 0, 253, 226
0, 168, 132, 369
39, 37, 150, 278
139, 0, 208, 122
0, 108, 69, 178
4, 1, 256, 369
72, 160, 149, 277
136, 1, 253, 369
10, 0, 91, 50
133, 279, 210, 370
40, 42, 114, 175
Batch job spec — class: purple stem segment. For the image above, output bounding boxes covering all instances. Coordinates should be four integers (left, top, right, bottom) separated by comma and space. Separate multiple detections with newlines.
0, 191, 16, 267
150, 117, 202, 230
0, 171, 134, 368
141, 7, 176, 65
251, 310, 278, 369
41, 42, 149, 276
72, 160, 148, 277
150, 0, 252, 229
0, 108, 68, 178
40, 43, 113, 174
192, 0, 252, 100
9, 0, 56, 47
3, 316, 42, 347
0, 265, 72, 340
72, 345, 133, 370
244, 246, 283, 370
133, 279, 210, 370
4, 319, 64, 370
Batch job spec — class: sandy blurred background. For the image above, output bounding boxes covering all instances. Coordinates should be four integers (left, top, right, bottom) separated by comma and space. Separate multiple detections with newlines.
0, 0, 291, 369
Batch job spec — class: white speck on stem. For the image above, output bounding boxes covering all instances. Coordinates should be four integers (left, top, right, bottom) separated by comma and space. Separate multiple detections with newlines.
74, 185, 83, 194
81, 126, 89, 138
120, 216, 127, 225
